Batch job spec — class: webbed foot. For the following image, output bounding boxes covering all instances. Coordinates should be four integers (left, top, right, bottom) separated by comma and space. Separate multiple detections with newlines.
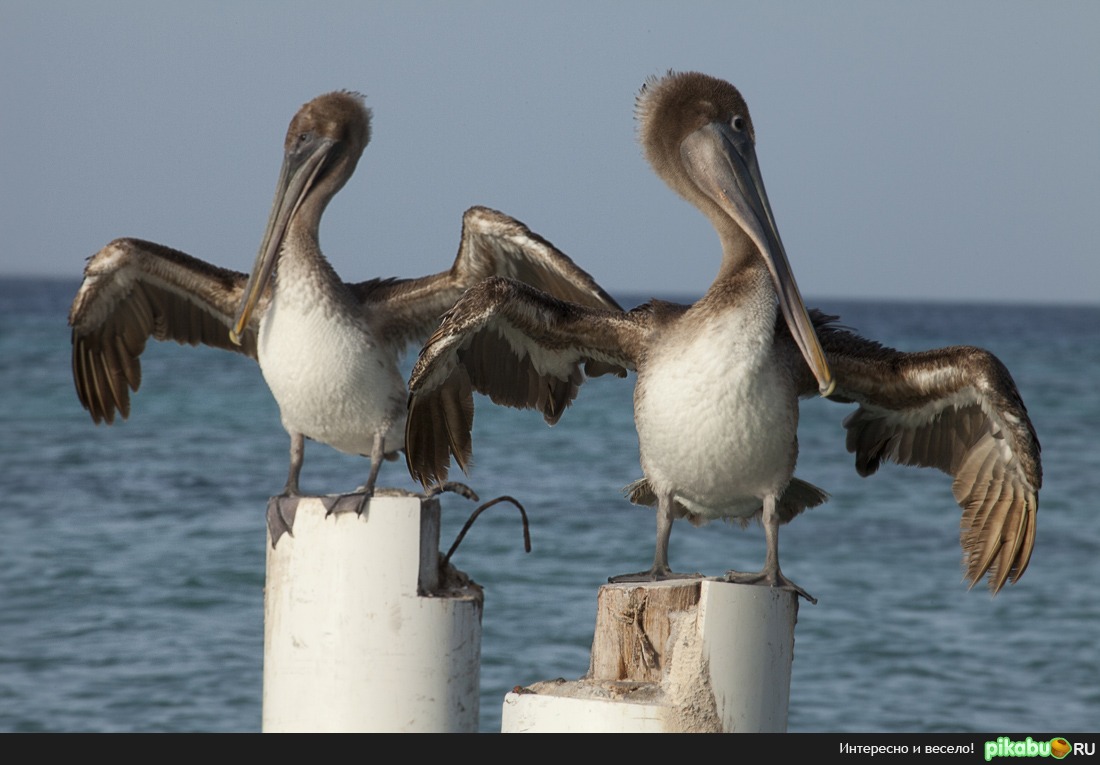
723, 568, 817, 605
267, 494, 302, 548
608, 566, 704, 584
320, 491, 372, 517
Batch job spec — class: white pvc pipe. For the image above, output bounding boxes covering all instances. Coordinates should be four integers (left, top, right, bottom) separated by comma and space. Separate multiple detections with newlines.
262, 495, 483, 732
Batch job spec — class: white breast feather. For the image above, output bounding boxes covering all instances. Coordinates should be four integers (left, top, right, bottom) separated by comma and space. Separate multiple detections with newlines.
636, 310, 797, 522
259, 291, 405, 457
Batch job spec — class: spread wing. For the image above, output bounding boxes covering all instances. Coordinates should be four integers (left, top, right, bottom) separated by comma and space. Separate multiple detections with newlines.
69, 238, 261, 424
350, 205, 623, 351
405, 276, 651, 488
792, 312, 1042, 594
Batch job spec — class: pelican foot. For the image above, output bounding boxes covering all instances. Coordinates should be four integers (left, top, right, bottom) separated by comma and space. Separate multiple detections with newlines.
363, 484, 478, 502
266, 495, 301, 549
320, 491, 372, 517
722, 569, 818, 605
608, 567, 704, 584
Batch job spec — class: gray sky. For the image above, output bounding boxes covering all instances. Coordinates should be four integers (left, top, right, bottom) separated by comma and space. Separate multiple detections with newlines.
3, 1, 1097, 305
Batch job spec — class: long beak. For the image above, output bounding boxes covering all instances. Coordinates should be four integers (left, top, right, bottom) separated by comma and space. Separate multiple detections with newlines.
229, 136, 336, 345
681, 122, 835, 397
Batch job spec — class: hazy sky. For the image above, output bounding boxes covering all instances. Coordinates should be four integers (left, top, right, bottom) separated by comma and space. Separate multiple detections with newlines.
3, 1, 1097, 305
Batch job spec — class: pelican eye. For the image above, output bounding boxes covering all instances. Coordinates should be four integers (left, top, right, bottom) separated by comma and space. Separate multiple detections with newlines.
289, 131, 315, 158
731, 115, 746, 132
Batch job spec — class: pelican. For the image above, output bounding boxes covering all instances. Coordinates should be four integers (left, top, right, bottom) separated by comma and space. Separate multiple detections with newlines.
405, 71, 1041, 603
69, 90, 622, 541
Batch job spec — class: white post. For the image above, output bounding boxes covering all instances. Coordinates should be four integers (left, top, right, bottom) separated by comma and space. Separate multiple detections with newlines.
501, 579, 796, 732
261, 494, 483, 732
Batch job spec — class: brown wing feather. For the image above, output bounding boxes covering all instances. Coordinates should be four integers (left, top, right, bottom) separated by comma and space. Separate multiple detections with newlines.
349, 206, 623, 353
405, 276, 641, 488
793, 312, 1042, 594
68, 238, 260, 424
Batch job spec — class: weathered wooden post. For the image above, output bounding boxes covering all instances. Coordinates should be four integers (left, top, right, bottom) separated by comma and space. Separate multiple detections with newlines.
501, 579, 797, 732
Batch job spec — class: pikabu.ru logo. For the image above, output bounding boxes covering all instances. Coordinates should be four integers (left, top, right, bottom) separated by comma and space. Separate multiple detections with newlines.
984, 737, 1087, 760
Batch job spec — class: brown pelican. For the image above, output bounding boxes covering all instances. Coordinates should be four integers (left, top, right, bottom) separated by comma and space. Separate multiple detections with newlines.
69, 90, 622, 541
405, 72, 1041, 603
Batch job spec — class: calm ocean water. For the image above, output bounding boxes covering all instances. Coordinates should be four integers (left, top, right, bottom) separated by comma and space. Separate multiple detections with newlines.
2, 277, 1098, 733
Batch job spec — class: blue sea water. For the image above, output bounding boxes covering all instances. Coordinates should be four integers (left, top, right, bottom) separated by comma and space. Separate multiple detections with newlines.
2, 277, 1098, 733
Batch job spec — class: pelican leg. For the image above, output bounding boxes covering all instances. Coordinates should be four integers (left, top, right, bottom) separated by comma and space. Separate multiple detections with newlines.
325, 430, 390, 518
358, 430, 385, 498
609, 492, 702, 583
267, 432, 307, 548
723, 494, 817, 604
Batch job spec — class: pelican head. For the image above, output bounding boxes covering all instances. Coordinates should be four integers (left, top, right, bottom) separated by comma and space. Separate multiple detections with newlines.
230, 91, 372, 344
636, 71, 834, 397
